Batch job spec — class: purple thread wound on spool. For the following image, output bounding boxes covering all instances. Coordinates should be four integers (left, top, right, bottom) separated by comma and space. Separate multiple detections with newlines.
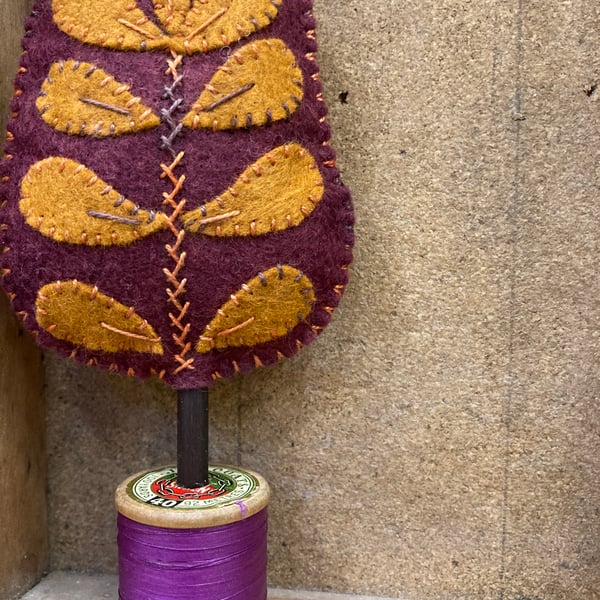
118, 510, 268, 600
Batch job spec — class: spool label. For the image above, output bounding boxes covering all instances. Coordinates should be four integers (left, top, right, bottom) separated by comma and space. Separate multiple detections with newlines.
128, 466, 257, 510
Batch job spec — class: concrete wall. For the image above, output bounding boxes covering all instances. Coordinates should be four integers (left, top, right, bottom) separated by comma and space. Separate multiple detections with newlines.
2, 1, 600, 599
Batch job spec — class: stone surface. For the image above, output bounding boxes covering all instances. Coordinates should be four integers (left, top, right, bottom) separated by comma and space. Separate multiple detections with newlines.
21, 572, 400, 600
21, 573, 116, 600
270, 591, 400, 600
1, 0, 599, 599
0, 1, 46, 599
499, 3, 600, 598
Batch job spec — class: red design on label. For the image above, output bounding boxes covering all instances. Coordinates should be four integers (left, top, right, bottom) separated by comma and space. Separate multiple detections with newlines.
151, 477, 230, 501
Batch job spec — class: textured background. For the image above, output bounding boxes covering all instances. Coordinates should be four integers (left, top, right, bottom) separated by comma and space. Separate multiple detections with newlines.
2, 1, 600, 599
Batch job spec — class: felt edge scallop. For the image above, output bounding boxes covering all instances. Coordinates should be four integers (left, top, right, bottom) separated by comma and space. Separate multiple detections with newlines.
36, 60, 161, 137
183, 38, 304, 131
182, 143, 324, 236
197, 265, 315, 353
20, 157, 170, 246
36, 280, 164, 355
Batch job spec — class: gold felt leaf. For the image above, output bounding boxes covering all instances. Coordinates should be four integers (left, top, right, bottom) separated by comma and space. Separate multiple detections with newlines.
20, 157, 170, 246
36, 60, 161, 137
182, 143, 324, 236
52, 0, 279, 54
152, 0, 281, 54
197, 265, 315, 353
36, 280, 164, 355
52, 0, 169, 52
183, 39, 304, 131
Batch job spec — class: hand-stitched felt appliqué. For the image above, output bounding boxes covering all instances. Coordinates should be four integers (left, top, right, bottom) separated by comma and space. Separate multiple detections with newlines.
38, 59, 161, 137
196, 265, 315, 354
53, 0, 281, 54
182, 38, 304, 131
21, 157, 170, 245
182, 143, 324, 237
0, 0, 354, 389
36, 280, 164, 355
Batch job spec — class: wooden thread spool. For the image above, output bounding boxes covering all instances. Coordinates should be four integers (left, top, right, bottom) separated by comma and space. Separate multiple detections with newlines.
115, 465, 270, 600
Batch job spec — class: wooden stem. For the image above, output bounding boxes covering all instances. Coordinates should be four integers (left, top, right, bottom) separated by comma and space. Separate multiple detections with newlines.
177, 387, 209, 488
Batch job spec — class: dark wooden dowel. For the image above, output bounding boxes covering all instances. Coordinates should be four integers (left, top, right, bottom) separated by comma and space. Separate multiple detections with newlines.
177, 387, 209, 488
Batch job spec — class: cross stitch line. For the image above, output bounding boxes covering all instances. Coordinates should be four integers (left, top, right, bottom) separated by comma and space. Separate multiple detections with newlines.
159, 52, 195, 375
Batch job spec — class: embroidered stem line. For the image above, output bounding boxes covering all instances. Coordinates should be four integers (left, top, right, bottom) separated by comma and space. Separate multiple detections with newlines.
184, 7, 229, 43
87, 210, 141, 225
100, 322, 161, 343
160, 51, 194, 375
201, 83, 255, 113
117, 17, 161, 40
78, 97, 131, 116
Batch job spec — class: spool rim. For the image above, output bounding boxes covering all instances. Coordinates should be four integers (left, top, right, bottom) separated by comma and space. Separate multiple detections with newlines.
115, 464, 270, 529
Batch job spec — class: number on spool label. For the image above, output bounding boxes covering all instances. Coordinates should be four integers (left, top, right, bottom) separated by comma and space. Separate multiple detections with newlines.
147, 497, 180, 509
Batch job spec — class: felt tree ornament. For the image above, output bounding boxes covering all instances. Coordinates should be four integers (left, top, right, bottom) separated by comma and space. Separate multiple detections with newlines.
0, 0, 354, 390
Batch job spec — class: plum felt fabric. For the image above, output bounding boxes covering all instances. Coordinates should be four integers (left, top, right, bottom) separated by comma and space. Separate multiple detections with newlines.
0, 0, 354, 389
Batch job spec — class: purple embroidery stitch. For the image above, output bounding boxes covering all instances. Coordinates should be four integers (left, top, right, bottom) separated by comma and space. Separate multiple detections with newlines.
118, 510, 268, 600
235, 500, 248, 517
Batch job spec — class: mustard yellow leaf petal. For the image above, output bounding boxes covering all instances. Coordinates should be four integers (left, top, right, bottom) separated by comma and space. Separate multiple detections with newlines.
20, 157, 169, 246
197, 265, 315, 353
52, 0, 169, 52
183, 39, 303, 130
155, 0, 281, 54
36, 280, 164, 355
36, 60, 161, 138
182, 143, 324, 237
